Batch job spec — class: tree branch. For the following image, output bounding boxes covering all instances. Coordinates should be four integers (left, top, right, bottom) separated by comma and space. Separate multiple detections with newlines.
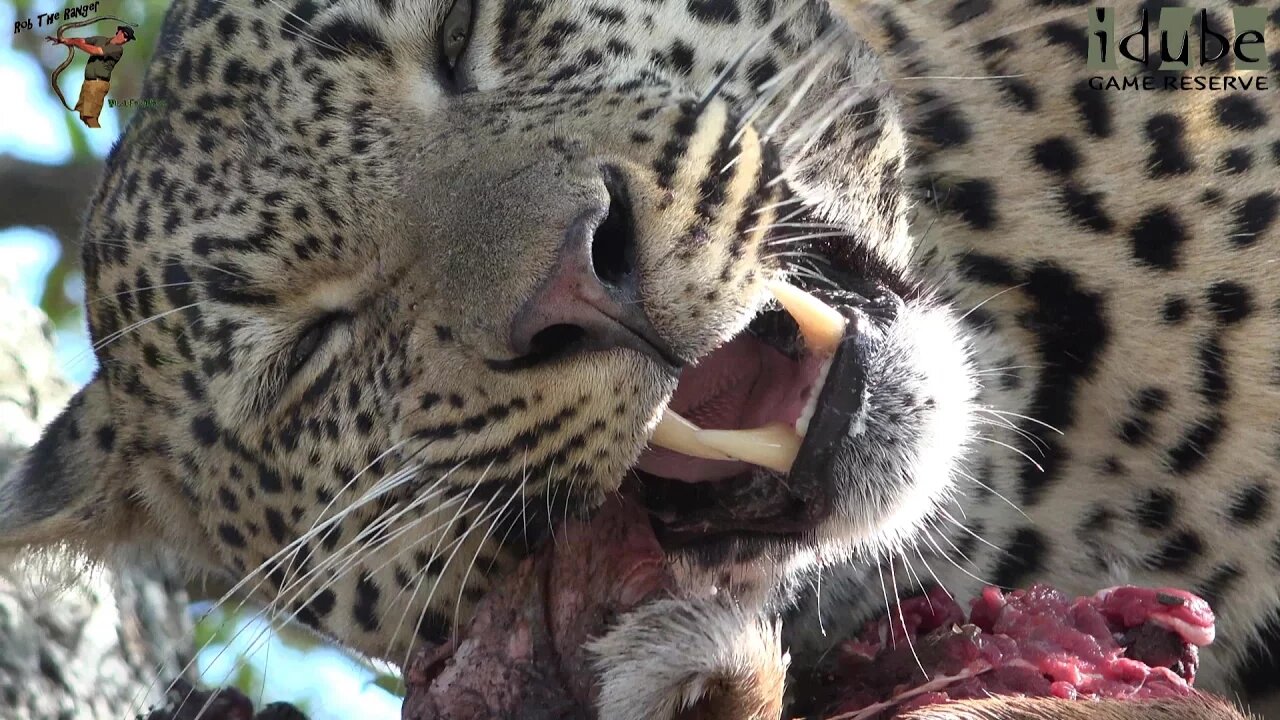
0, 154, 102, 249
0, 281, 193, 718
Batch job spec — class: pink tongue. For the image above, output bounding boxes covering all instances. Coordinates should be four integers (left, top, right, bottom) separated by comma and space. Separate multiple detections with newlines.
635, 335, 820, 482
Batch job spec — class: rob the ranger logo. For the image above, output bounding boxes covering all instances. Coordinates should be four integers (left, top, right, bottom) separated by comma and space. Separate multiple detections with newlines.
1087, 7, 1271, 90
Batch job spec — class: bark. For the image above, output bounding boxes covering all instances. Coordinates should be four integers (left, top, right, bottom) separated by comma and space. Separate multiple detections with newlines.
0, 155, 100, 249
0, 282, 193, 720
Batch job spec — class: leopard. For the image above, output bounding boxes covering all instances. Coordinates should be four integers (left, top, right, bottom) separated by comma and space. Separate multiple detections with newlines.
2, 0, 1278, 718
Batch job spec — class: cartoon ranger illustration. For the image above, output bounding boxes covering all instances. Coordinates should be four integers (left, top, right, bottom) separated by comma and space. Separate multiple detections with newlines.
45, 22, 136, 129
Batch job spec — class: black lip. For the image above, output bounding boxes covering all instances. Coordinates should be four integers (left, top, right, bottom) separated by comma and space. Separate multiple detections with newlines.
788, 305, 872, 491
636, 468, 820, 541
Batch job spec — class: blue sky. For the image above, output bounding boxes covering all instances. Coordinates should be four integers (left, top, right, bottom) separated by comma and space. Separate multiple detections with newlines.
2, 11, 401, 717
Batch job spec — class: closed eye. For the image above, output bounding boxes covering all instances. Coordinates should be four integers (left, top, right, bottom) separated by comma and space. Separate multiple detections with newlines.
291, 312, 350, 377
438, 0, 476, 91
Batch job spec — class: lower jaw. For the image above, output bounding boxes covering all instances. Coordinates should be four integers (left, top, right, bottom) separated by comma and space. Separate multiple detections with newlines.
600, 487, 801, 602
631, 471, 818, 554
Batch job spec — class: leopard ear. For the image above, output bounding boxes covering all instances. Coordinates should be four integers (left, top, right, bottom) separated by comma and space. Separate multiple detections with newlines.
0, 374, 139, 551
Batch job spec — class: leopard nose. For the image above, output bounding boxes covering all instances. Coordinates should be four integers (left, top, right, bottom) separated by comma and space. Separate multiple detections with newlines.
508, 169, 681, 372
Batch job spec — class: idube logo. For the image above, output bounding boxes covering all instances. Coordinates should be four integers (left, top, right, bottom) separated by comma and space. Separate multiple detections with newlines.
1087, 7, 1271, 91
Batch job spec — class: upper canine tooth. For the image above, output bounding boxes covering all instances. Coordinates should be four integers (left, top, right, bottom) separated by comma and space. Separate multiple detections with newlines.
768, 280, 847, 356
695, 423, 802, 475
650, 409, 734, 461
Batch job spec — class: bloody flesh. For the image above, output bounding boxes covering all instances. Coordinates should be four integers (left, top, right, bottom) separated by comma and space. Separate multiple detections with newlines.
400, 498, 672, 720
813, 584, 1216, 720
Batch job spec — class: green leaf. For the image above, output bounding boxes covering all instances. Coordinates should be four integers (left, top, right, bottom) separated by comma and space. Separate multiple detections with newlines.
371, 672, 406, 697
193, 609, 238, 649
232, 660, 263, 697
38, 259, 78, 328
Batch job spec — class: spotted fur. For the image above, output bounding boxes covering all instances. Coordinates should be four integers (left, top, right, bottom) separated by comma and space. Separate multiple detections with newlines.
1, 0, 1278, 717
794, 2, 1280, 715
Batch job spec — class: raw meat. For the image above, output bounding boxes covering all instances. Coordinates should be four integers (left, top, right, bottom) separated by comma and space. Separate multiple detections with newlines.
399, 497, 673, 720
805, 584, 1216, 720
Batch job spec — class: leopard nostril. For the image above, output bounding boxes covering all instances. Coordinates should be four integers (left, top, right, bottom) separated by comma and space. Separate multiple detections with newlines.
591, 167, 636, 290
503, 167, 681, 373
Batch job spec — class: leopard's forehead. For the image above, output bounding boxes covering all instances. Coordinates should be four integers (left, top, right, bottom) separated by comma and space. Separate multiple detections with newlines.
82, 0, 889, 421
86, 0, 853, 332
131, 0, 837, 119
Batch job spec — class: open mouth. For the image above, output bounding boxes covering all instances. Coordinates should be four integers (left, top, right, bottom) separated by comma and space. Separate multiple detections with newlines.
631, 279, 900, 551
408, 281, 910, 715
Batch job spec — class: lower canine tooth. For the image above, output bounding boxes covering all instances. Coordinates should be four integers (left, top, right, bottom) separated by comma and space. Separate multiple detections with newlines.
768, 280, 847, 356
650, 409, 733, 461
695, 424, 802, 474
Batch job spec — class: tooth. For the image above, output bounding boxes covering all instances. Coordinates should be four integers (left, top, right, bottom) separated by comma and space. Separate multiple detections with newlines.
650, 409, 734, 461
695, 423, 802, 474
795, 355, 834, 438
768, 280, 847, 355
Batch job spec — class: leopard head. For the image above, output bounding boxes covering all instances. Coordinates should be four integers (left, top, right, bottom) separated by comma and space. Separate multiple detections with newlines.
1, 0, 976, 662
